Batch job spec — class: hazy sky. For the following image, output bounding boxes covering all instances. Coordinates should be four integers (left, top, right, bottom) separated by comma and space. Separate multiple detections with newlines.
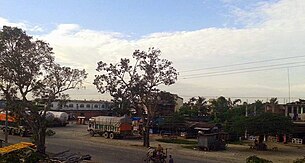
0, 0, 305, 103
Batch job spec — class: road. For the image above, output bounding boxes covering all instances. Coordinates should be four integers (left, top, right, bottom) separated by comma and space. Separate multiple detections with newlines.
1, 124, 221, 163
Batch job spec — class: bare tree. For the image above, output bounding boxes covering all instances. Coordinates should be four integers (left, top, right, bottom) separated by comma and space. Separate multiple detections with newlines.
94, 48, 178, 147
0, 26, 87, 154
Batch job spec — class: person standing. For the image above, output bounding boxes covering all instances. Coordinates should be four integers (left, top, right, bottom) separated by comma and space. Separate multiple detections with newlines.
168, 155, 174, 163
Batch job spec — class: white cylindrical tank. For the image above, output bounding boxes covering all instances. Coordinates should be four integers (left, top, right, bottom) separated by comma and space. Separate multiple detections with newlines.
48, 111, 68, 123
45, 111, 55, 121
39, 111, 55, 121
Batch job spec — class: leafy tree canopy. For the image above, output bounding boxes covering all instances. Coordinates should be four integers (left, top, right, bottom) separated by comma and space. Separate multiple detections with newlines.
0, 26, 87, 154
94, 48, 178, 147
229, 112, 294, 136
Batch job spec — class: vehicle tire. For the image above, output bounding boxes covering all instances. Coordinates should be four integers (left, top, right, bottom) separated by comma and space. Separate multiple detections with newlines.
103, 132, 109, 138
8, 129, 12, 135
20, 130, 25, 137
142, 156, 149, 163
202, 147, 209, 151
11, 129, 16, 135
109, 132, 114, 139
161, 158, 166, 163
89, 130, 95, 137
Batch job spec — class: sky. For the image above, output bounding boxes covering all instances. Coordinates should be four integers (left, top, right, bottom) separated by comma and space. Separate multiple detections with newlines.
0, 0, 305, 103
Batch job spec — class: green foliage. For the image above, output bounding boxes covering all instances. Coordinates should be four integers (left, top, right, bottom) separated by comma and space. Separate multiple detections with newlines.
0, 26, 87, 154
293, 157, 305, 163
224, 116, 247, 135
0, 148, 43, 163
46, 129, 56, 136
94, 48, 178, 118
179, 105, 199, 118
210, 96, 230, 112
246, 155, 273, 163
0, 153, 20, 163
245, 113, 294, 135
227, 112, 294, 136
24, 152, 45, 163
250, 100, 265, 115
94, 48, 178, 147
209, 96, 230, 122
164, 112, 185, 124
159, 112, 185, 131
222, 105, 246, 122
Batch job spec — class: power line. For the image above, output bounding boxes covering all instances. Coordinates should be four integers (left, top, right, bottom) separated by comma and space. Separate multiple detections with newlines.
181, 64, 305, 79
180, 60, 305, 77
180, 55, 305, 73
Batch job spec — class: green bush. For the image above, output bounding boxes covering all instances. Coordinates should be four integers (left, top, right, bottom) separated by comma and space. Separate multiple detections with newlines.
46, 129, 56, 136
0, 153, 21, 163
25, 152, 45, 163
0, 149, 46, 163
246, 155, 273, 163
293, 157, 305, 163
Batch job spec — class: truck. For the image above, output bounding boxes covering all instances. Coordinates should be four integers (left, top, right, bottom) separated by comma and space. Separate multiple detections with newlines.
87, 115, 132, 139
0, 113, 31, 137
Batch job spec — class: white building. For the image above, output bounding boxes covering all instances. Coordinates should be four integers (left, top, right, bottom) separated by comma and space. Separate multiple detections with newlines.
50, 100, 112, 119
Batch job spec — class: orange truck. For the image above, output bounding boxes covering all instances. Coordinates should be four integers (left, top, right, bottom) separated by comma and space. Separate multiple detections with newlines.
0, 113, 30, 137
87, 115, 132, 139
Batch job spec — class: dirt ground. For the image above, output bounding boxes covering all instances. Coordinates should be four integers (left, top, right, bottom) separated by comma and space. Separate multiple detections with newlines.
52, 123, 305, 163
87, 132, 305, 163
150, 136, 305, 163
183, 141, 305, 163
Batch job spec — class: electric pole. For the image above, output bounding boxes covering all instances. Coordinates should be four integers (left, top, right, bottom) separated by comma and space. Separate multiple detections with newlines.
288, 68, 291, 103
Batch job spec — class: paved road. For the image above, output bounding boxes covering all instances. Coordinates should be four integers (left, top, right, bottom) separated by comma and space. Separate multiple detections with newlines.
0, 124, 221, 163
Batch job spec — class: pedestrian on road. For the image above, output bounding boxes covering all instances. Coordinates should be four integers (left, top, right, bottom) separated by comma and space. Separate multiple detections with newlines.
168, 155, 174, 163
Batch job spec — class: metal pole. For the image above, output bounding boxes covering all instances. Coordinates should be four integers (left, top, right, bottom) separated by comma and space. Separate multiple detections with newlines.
245, 99, 248, 117
245, 99, 248, 139
288, 68, 291, 103
5, 106, 8, 143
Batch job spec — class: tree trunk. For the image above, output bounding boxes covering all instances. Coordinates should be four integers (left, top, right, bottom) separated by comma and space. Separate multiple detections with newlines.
143, 126, 150, 147
258, 135, 264, 143
143, 116, 150, 147
33, 123, 47, 154
36, 127, 47, 154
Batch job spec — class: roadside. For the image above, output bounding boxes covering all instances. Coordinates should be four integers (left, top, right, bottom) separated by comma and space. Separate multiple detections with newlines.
52, 124, 305, 163
2, 123, 305, 163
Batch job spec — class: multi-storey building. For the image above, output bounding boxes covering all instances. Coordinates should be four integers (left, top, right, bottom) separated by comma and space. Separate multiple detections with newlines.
265, 100, 305, 121
50, 100, 112, 119
265, 100, 305, 143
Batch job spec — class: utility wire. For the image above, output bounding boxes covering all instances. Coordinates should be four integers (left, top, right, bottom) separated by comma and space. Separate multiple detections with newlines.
180, 55, 305, 73
180, 60, 305, 77
181, 64, 305, 79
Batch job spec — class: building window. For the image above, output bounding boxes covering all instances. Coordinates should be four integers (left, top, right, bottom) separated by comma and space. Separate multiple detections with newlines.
293, 106, 298, 113
298, 107, 301, 114
94, 104, 99, 108
101, 104, 105, 108
69, 104, 74, 108
80, 104, 84, 108
288, 107, 292, 113
86, 104, 91, 108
